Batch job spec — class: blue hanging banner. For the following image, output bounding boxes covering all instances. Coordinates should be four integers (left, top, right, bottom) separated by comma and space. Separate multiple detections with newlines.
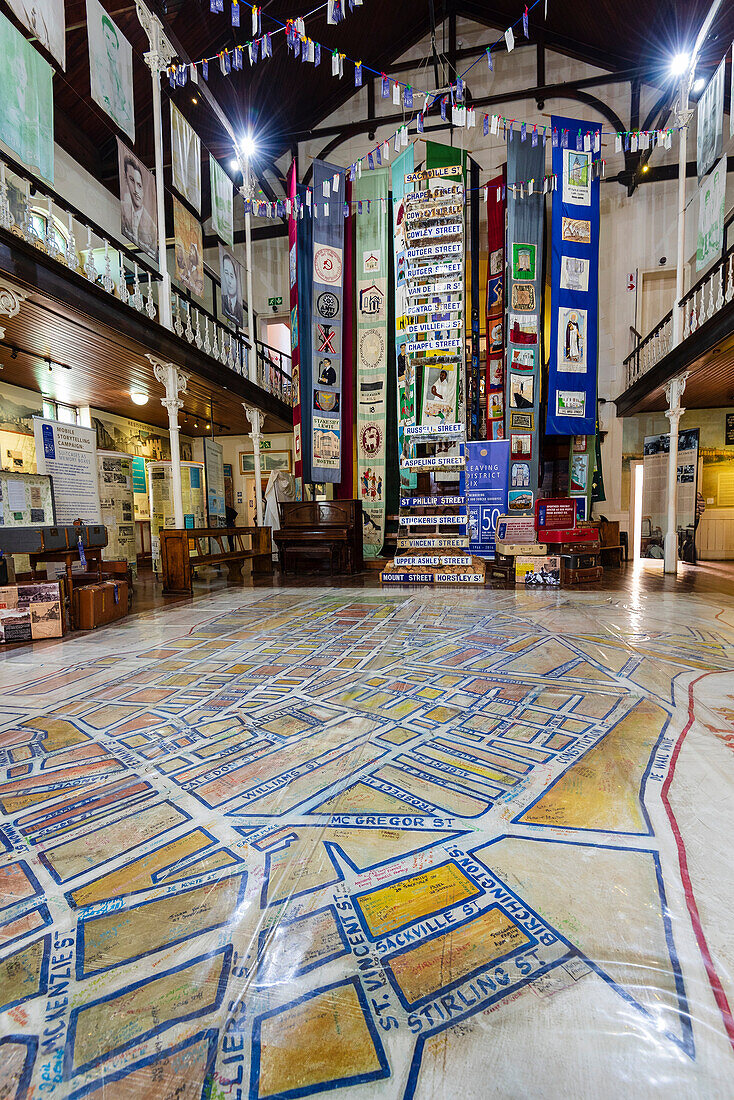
546, 114, 601, 436
465, 440, 510, 558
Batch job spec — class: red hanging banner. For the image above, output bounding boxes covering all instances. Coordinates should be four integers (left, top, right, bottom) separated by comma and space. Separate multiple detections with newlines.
486, 169, 506, 440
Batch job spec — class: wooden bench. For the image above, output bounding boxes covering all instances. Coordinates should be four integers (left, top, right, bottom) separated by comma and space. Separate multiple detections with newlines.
275, 501, 363, 575
160, 526, 272, 594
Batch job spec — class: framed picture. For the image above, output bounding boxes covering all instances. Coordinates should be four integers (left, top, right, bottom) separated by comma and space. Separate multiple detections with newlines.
510, 433, 532, 459
240, 450, 292, 474
512, 242, 536, 281
510, 410, 534, 431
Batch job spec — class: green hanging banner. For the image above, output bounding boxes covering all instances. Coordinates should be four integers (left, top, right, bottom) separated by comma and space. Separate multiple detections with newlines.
354, 170, 389, 557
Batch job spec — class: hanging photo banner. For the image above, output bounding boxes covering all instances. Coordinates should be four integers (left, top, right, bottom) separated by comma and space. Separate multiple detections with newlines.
116, 138, 157, 260
288, 161, 303, 497
546, 115, 601, 437
486, 169, 505, 440
310, 159, 345, 483
210, 155, 234, 246
391, 144, 416, 492
296, 181, 313, 483
86, 0, 135, 141
171, 102, 201, 213
172, 195, 204, 297
6, 0, 66, 69
696, 154, 726, 272
354, 168, 388, 557
218, 243, 243, 327
0, 12, 54, 184
697, 56, 725, 182
505, 133, 544, 512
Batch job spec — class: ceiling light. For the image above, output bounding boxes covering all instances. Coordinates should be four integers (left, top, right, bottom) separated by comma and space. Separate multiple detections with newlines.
191, 96, 198, 104
10, 347, 17, 359
194, 421, 199, 428
237, 133, 256, 159
669, 51, 690, 77
130, 390, 149, 406
206, 422, 211, 429
692, 76, 705, 93
229, 158, 239, 172
642, 164, 649, 173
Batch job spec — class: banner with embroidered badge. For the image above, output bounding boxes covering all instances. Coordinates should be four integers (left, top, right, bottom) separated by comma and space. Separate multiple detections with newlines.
486, 171, 505, 439
310, 159, 345, 482
392, 145, 416, 492
354, 168, 388, 557
506, 134, 544, 511
546, 116, 600, 437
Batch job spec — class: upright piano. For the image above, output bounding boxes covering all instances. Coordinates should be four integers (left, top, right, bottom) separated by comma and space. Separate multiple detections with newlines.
274, 500, 363, 575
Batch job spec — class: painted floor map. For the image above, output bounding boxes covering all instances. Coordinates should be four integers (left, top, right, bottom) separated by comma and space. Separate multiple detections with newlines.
0, 586, 733, 1098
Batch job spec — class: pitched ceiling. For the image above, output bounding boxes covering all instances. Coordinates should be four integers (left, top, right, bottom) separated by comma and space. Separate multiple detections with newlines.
5, 0, 734, 204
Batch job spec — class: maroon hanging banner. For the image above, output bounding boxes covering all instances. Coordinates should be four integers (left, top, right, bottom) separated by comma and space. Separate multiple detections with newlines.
486, 169, 505, 440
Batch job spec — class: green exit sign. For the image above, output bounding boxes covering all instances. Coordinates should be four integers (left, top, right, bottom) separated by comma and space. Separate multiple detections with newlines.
268, 296, 283, 308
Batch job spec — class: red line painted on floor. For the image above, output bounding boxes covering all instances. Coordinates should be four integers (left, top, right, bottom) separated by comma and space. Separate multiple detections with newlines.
662, 671, 734, 1053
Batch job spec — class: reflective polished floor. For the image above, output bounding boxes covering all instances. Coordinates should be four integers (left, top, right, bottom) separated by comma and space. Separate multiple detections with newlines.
0, 571, 733, 1098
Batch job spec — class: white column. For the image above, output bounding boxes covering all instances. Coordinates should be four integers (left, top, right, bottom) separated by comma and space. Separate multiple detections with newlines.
663, 372, 689, 573
672, 79, 691, 348
238, 154, 257, 384
136, 0, 175, 330
243, 403, 265, 526
149, 355, 189, 528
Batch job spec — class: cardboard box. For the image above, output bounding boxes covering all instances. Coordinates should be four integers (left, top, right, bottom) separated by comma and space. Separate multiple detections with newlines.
515, 555, 561, 587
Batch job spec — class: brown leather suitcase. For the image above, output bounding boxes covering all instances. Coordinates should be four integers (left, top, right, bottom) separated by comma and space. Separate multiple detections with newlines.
73, 580, 128, 630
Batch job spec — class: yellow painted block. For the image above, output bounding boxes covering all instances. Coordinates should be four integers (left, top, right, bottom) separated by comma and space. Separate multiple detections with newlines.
356, 862, 480, 938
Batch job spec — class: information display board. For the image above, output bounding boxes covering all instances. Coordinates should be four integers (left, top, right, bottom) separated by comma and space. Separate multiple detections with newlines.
465, 440, 510, 558
97, 451, 137, 576
204, 438, 226, 526
0, 471, 55, 528
33, 417, 102, 524
148, 461, 206, 572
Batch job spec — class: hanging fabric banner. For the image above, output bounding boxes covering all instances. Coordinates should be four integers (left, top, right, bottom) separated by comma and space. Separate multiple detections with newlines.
287, 161, 303, 498
310, 159, 345, 483
354, 168, 388, 556
469, 158, 481, 439
546, 115, 601, 436
506, 134, 544, 513
391, 144, 415, 492
486, 169, 505, 440
335, 173, 355, 501
296, 181, 313, 484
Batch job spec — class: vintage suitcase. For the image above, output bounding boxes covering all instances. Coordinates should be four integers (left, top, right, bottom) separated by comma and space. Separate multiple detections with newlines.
562, 564, 603, 585
561, 552, 600, 570
73, 580, 128, 630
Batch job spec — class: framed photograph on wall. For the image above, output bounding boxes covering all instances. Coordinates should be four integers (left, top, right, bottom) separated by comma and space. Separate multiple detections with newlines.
240, 451, 292, 474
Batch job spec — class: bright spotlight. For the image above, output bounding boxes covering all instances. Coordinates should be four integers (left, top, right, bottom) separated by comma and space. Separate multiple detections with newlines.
670, 51, 690, 77
692, 76, 705, 93
229, 158, 239, 172
238, 133, 256, 159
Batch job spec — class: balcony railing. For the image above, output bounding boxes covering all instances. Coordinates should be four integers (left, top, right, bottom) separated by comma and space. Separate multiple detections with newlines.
0, 155, 292, 409
624, 244, 734, 390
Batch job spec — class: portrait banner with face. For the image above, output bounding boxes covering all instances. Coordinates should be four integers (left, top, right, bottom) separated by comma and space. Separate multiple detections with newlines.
210, 155, 234, 247
173, 196, 204, 298
218, 243, 243, 327
171, 103, 201, 214
6, 0, 65, 68
421, 363, 458, 425
86, 0, 134, 141
116, 138, 157, 260
696, 155, 726, 272
546, 114, 600, 439
0, 12, 54, 183
697, 57, 725, 182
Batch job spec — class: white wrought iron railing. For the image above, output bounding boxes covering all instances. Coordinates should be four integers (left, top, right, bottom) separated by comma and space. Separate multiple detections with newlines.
0, 155, 293, 408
